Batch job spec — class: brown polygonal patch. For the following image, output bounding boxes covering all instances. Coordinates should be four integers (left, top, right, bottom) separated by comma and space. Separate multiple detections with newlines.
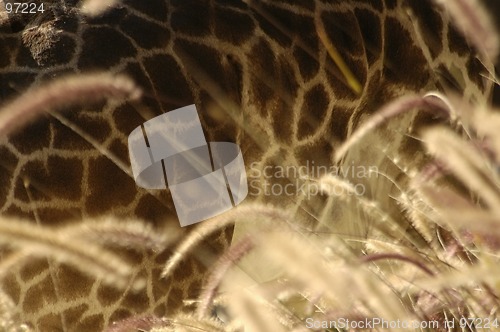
128, 0, 169, 21
214, 6, 256, 45
271, 58, 299, 143
354, 8, 383, 66
56, 264, 94, 301
85, 156, 137, 215
9, 117, 51, 154
23, 275, 57, 314
248, 38, 278, 117
120, 14, 170, 50
171, 0, 211, 36
143, 53, 194, 109
79, 27, 136, 69
298, 84, 330, 139
16, 156, 84, 203
383, 17, 430, 89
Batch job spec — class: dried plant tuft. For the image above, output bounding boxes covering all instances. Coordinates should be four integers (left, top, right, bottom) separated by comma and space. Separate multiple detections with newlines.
0, 73, 141, 136
335, 94, 451, 162
0, 216, 138, 289
80, 0, 121, 16
433, 0, 499, 60
61, 217, 179, 252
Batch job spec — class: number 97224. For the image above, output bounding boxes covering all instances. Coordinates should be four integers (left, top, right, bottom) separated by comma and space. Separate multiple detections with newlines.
4, 3, 44, 14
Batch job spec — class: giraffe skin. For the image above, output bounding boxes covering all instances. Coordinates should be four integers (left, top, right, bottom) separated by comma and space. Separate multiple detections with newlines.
0, 0, 494, 330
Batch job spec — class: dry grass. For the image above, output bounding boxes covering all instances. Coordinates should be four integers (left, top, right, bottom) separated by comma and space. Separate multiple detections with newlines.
145, 97, 500, 331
